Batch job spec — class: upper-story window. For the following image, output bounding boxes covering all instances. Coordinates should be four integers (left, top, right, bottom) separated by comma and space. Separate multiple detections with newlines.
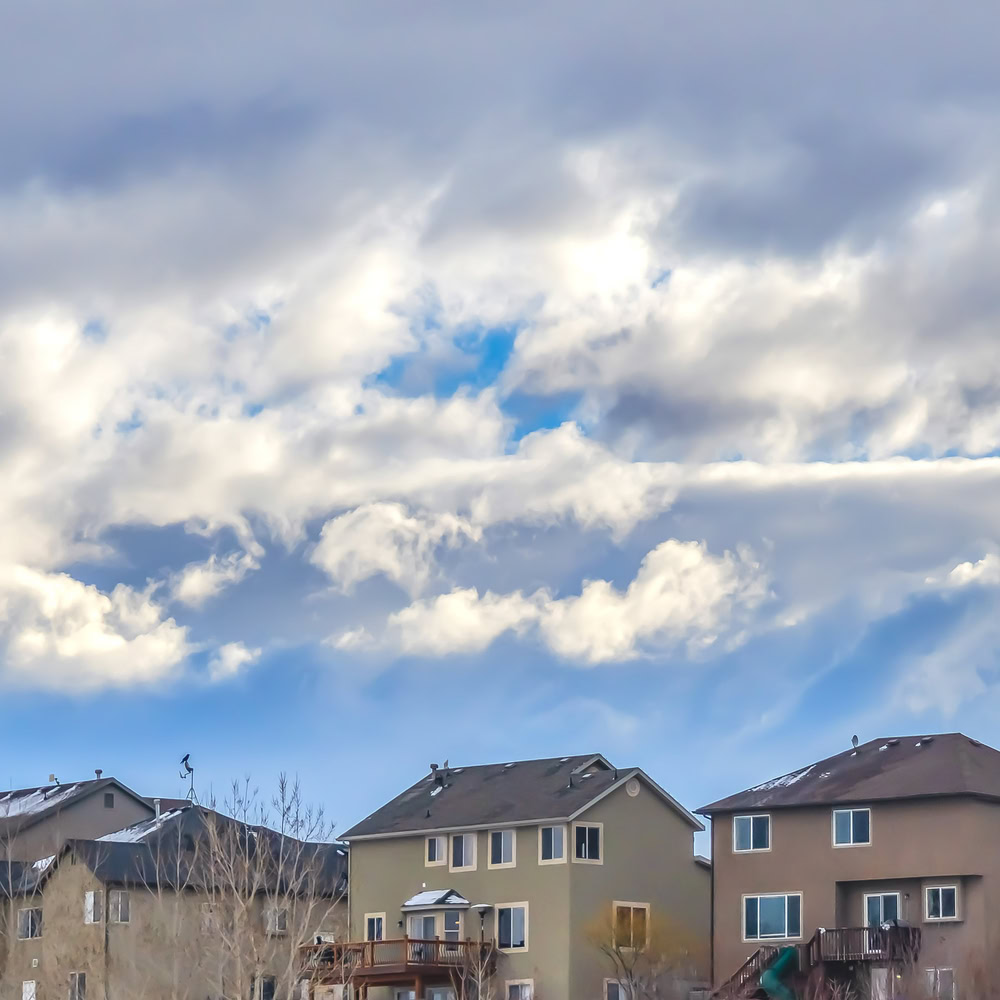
17, 908, 42, 940
489, 829, 516, 868
926, 886, 958, 921
425, 835, 447, 867
450, 832, 477, 872
733, 815, 770, 852
833, 807, 870, 847
539, 825, 565, 864
573, 822, 603, 864
744, 893, 802, 941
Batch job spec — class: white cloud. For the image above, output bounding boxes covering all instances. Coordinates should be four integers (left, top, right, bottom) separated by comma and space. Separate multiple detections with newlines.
0, 566, 190, 691
207, 641, 262, 682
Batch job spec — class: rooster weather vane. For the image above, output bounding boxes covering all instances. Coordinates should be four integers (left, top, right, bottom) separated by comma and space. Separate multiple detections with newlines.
179, 753, 198, 803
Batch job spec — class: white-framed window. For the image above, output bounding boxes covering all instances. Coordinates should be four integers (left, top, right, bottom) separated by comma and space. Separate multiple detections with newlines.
926, 886, 958, 921
489, 829, 516, 868
733, 814, 771, 852
925, 969, 956, 1000
605, 981, 623, 1000
573, 821, 603, 863
743, 893, 802, 941
109, 889, 130, 924
450, 832, 477, 872
865, 892, 900, 927
833, 807, 871, 846
21, 982, 36, 1000
426, 835, 447, 867
266, 904, 288, 935
69, 972, 87, 1000
495, 902, 528, 952
365, 912, 385, 941
538, 824, 566, 864
506, 981, 534, 1000
17, 908, 42, 940
84, 890, 104, 924
614, 901, 650, 949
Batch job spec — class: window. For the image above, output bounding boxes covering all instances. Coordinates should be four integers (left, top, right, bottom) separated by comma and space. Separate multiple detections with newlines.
22, 982, 36, 1000
109, 889, 130, 924
734, 815, 770, 852
539, 825, 565, 864
490, 829, 516, 868
84, 890, 104, 924
17, 908, 42, 940
104, 792, 115, 808
606, 982, 623, 1000
865, 893, 899, 927
266, 905, 288, 935
506, 982, 534, 1000
426, 835, 446, 867
69, 973, 86, 1000
833, 807, 871, 846
926, 886, 958, 921
365, 913, 385, 941
573, 822, 602, 863
496, 903, 528, 951
614, 902, 650, 949
743, 894, 802, 941
925, 969, 956, 1000
450, 832, 477, 871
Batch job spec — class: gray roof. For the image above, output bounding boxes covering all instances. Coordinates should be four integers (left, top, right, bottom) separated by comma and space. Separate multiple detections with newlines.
0, 777, 150, 837
698, 733, 1000, 814
342, 753, 701, 838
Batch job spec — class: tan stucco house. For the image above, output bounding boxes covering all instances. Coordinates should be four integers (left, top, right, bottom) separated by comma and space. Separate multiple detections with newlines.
323, 753, 709, 1000
700, 733, 1000, 999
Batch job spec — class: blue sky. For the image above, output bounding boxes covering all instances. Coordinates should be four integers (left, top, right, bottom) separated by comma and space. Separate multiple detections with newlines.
2, 1, 1000, 854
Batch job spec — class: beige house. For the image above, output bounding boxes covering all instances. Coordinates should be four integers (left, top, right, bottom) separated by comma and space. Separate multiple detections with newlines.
700, 733, 1000, 999
324, 753, 709, 1000
0, 805, 348, 1000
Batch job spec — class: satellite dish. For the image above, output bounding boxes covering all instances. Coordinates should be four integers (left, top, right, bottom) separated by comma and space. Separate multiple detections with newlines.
852, 735, 859, 749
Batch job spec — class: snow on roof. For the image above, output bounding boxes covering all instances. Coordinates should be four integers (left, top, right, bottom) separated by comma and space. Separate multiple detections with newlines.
402, 889, 470, 908
747, 763, 816, 793
0, 783, 81, 819
98, 808, 187, 843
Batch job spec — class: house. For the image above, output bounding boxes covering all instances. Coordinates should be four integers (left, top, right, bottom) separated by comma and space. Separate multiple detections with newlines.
699, 733, 1000, 999
0, 777, 155, 862
310, 753, 710, 1000
0, 804, 348, 1000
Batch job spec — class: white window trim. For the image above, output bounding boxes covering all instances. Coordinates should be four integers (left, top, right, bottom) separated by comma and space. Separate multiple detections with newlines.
505, 979, 534, 1000
733, 814, 771, 854
364, 912, 386, 941
425, 835, 447, 868
449, 832, 478, 872
488, 828, 517, 870
495, 901, 529, 953
741, 892, 804, 943
925, 885, 960, 922
863, 891, 901, 925
832, 807, 872, 847
572, 820, 604, 865
538, 824, 567, 865
613, 900, 651, 950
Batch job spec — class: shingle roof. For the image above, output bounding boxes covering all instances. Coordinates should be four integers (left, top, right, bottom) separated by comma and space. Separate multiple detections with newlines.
342, 753, 701, 838
698, 733, 1000, 814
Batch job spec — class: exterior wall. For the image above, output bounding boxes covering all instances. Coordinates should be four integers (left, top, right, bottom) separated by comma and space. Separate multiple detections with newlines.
709, 796, 1000, 985
2, 788, 154, 862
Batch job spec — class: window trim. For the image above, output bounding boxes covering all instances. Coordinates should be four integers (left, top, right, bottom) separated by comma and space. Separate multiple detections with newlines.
613, 900, 651, 950
572, 821, 604, 865
538, 824, 567, 865
864, 891, 901, 926
494, 901, 529, 953
505, 979, 535, 1000
488, 828, 517, 869
832, 807, 872, 848
925, 885, 959, 922
733, 814, 771, 854
449, 832, 478, 872
425, 834, 447, 868
742, 892, 804, 943
364, 912, 386, 942
17, 907, 43, 940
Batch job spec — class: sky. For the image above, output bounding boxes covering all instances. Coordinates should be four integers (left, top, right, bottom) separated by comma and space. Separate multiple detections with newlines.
2, 1, 1000, 854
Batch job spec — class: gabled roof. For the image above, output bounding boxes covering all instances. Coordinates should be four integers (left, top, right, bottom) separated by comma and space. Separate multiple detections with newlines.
698, 733, 1000, 814
0, 777, 151, 837
342, 753, 702, 839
